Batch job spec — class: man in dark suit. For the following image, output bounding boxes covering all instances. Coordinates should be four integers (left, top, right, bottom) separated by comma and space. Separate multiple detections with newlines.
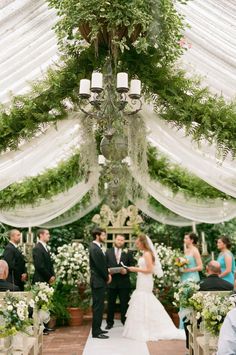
106, 234, 135, 329
32, 229, 55, 335
0, 260, 20, 291
200, 260, 233, 291
3, 229, 27, 290
89, 227, 111, 339
32, 229, 55, 285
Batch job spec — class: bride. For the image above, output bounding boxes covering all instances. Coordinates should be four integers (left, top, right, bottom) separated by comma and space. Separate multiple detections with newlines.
123, 234, 185, 342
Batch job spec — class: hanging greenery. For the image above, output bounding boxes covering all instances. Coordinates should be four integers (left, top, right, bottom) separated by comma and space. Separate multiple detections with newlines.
121, 47, 236, 156
0, 46, 105, 153
147, 146, 229, 200
0, 152, 85, 209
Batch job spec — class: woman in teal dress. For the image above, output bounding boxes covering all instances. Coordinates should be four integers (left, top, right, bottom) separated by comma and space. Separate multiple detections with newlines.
181, 232, 203, 283
179, 232, 203, 328
217, 236, 235, 285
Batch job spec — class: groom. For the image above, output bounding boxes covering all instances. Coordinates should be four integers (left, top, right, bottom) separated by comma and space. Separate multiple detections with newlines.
89, 227, 112, 339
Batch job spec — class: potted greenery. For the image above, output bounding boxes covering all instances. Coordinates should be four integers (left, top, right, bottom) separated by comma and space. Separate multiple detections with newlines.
66, 286, 90, 326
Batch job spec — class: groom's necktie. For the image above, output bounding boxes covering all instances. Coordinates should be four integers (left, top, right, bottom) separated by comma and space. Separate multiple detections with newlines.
115, 248, 121, 264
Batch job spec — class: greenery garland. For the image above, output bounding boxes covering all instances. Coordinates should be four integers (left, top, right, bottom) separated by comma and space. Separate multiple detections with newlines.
0, 152, 85, 209
0, 46, 105, 153
147, 146, 229, 200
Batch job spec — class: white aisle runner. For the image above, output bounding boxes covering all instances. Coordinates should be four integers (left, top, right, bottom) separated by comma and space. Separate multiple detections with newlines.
83, 320, 150, 355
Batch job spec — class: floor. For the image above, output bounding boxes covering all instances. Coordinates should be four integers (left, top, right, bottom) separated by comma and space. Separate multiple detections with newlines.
43, 320, 186, 355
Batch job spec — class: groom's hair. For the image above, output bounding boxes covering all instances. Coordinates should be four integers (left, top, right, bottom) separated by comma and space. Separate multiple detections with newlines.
92, 227, 106, 240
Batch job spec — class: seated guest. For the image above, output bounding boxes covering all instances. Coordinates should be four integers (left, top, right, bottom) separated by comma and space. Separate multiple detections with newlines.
0, 260, 20, 291
217, 308, 236, 355
199, 260, 233, 291
184, 260, 233, 351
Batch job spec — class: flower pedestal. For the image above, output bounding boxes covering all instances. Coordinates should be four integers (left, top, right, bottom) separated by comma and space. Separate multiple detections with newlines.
0, 336, 12, 354
67, 307, 84, 326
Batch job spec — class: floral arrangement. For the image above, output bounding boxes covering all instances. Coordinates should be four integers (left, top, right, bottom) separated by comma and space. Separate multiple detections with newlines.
31, 282, 54, 324
153, 243, 181, 309
173, 280, 200, 309
0, 292, 33, 338
202, 294, 234, 336
53, 242, 89, 286
32, 282, 54, 311
188, 292, 204, 319
154, 243, 181, 289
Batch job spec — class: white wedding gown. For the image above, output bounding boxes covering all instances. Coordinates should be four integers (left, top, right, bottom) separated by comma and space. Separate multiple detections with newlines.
123, 256, 185, 342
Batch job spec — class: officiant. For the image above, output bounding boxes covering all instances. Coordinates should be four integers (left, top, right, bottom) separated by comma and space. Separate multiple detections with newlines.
106, 234, 135, 329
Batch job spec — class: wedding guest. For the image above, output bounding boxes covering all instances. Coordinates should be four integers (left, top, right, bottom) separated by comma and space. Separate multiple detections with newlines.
32, 229, 55, 335
89, 227, 111, 339
3, 229, 27, 291
217, 308, 236, 355
106, 234, 135, 329
200, 260, 233, 291
0, 260, 20, 291
217, 236, 235, 285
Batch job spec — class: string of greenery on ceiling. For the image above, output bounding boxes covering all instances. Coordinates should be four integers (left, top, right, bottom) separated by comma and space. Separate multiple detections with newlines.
0, 152, 85, 209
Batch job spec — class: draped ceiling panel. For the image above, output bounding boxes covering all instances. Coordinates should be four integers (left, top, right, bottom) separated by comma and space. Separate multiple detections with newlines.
0, 114, 82, 191
0, 0, 235, 226
0, 0, 235, 103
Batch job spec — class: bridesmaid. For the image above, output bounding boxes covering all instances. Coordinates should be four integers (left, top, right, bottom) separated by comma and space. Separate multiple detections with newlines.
179, 232, 203, 329
181, 232, 203, 283
217, 236, 235, 285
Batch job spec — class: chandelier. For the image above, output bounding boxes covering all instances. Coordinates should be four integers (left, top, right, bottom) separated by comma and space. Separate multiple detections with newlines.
78, 66, 142, 120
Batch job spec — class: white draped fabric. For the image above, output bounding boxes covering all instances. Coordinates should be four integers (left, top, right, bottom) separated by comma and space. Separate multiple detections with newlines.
176, 0, 236, 100
130, 166, 236, 223
143, 105, 236, 199
40, 196, 101, 228
132, 199, 193, 227
0, 114, 82, 191
0, 170, 99, 227
0, 0, 58, 103
0, 0, 235, 103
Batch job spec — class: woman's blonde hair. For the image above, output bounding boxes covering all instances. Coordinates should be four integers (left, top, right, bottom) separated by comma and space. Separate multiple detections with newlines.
137, 234, 155, 263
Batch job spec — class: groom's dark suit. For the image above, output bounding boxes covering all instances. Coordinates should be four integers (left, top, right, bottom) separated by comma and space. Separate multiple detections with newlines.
106, 247, 134, 326
89, 242, 109, 337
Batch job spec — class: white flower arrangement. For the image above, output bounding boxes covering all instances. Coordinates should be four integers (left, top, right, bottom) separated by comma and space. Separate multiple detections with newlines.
32, 282, 54, 311
53, 243, 89, 286
201, 293, 235, 336
154, 243, 181, 290
0, 292, 32, 338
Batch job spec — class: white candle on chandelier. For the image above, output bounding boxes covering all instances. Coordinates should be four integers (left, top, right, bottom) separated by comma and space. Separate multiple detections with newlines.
117, 72, 128, 91
91, 72, 103, 91
79, 79, 91, 96
211, 251, 215, 260
130, 79, 141, 97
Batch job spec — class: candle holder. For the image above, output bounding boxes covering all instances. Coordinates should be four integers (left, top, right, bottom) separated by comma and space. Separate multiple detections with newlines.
77, 60, 142, 119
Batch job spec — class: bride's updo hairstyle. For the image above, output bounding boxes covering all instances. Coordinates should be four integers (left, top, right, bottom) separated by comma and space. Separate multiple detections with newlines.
137, 234, 155, 263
